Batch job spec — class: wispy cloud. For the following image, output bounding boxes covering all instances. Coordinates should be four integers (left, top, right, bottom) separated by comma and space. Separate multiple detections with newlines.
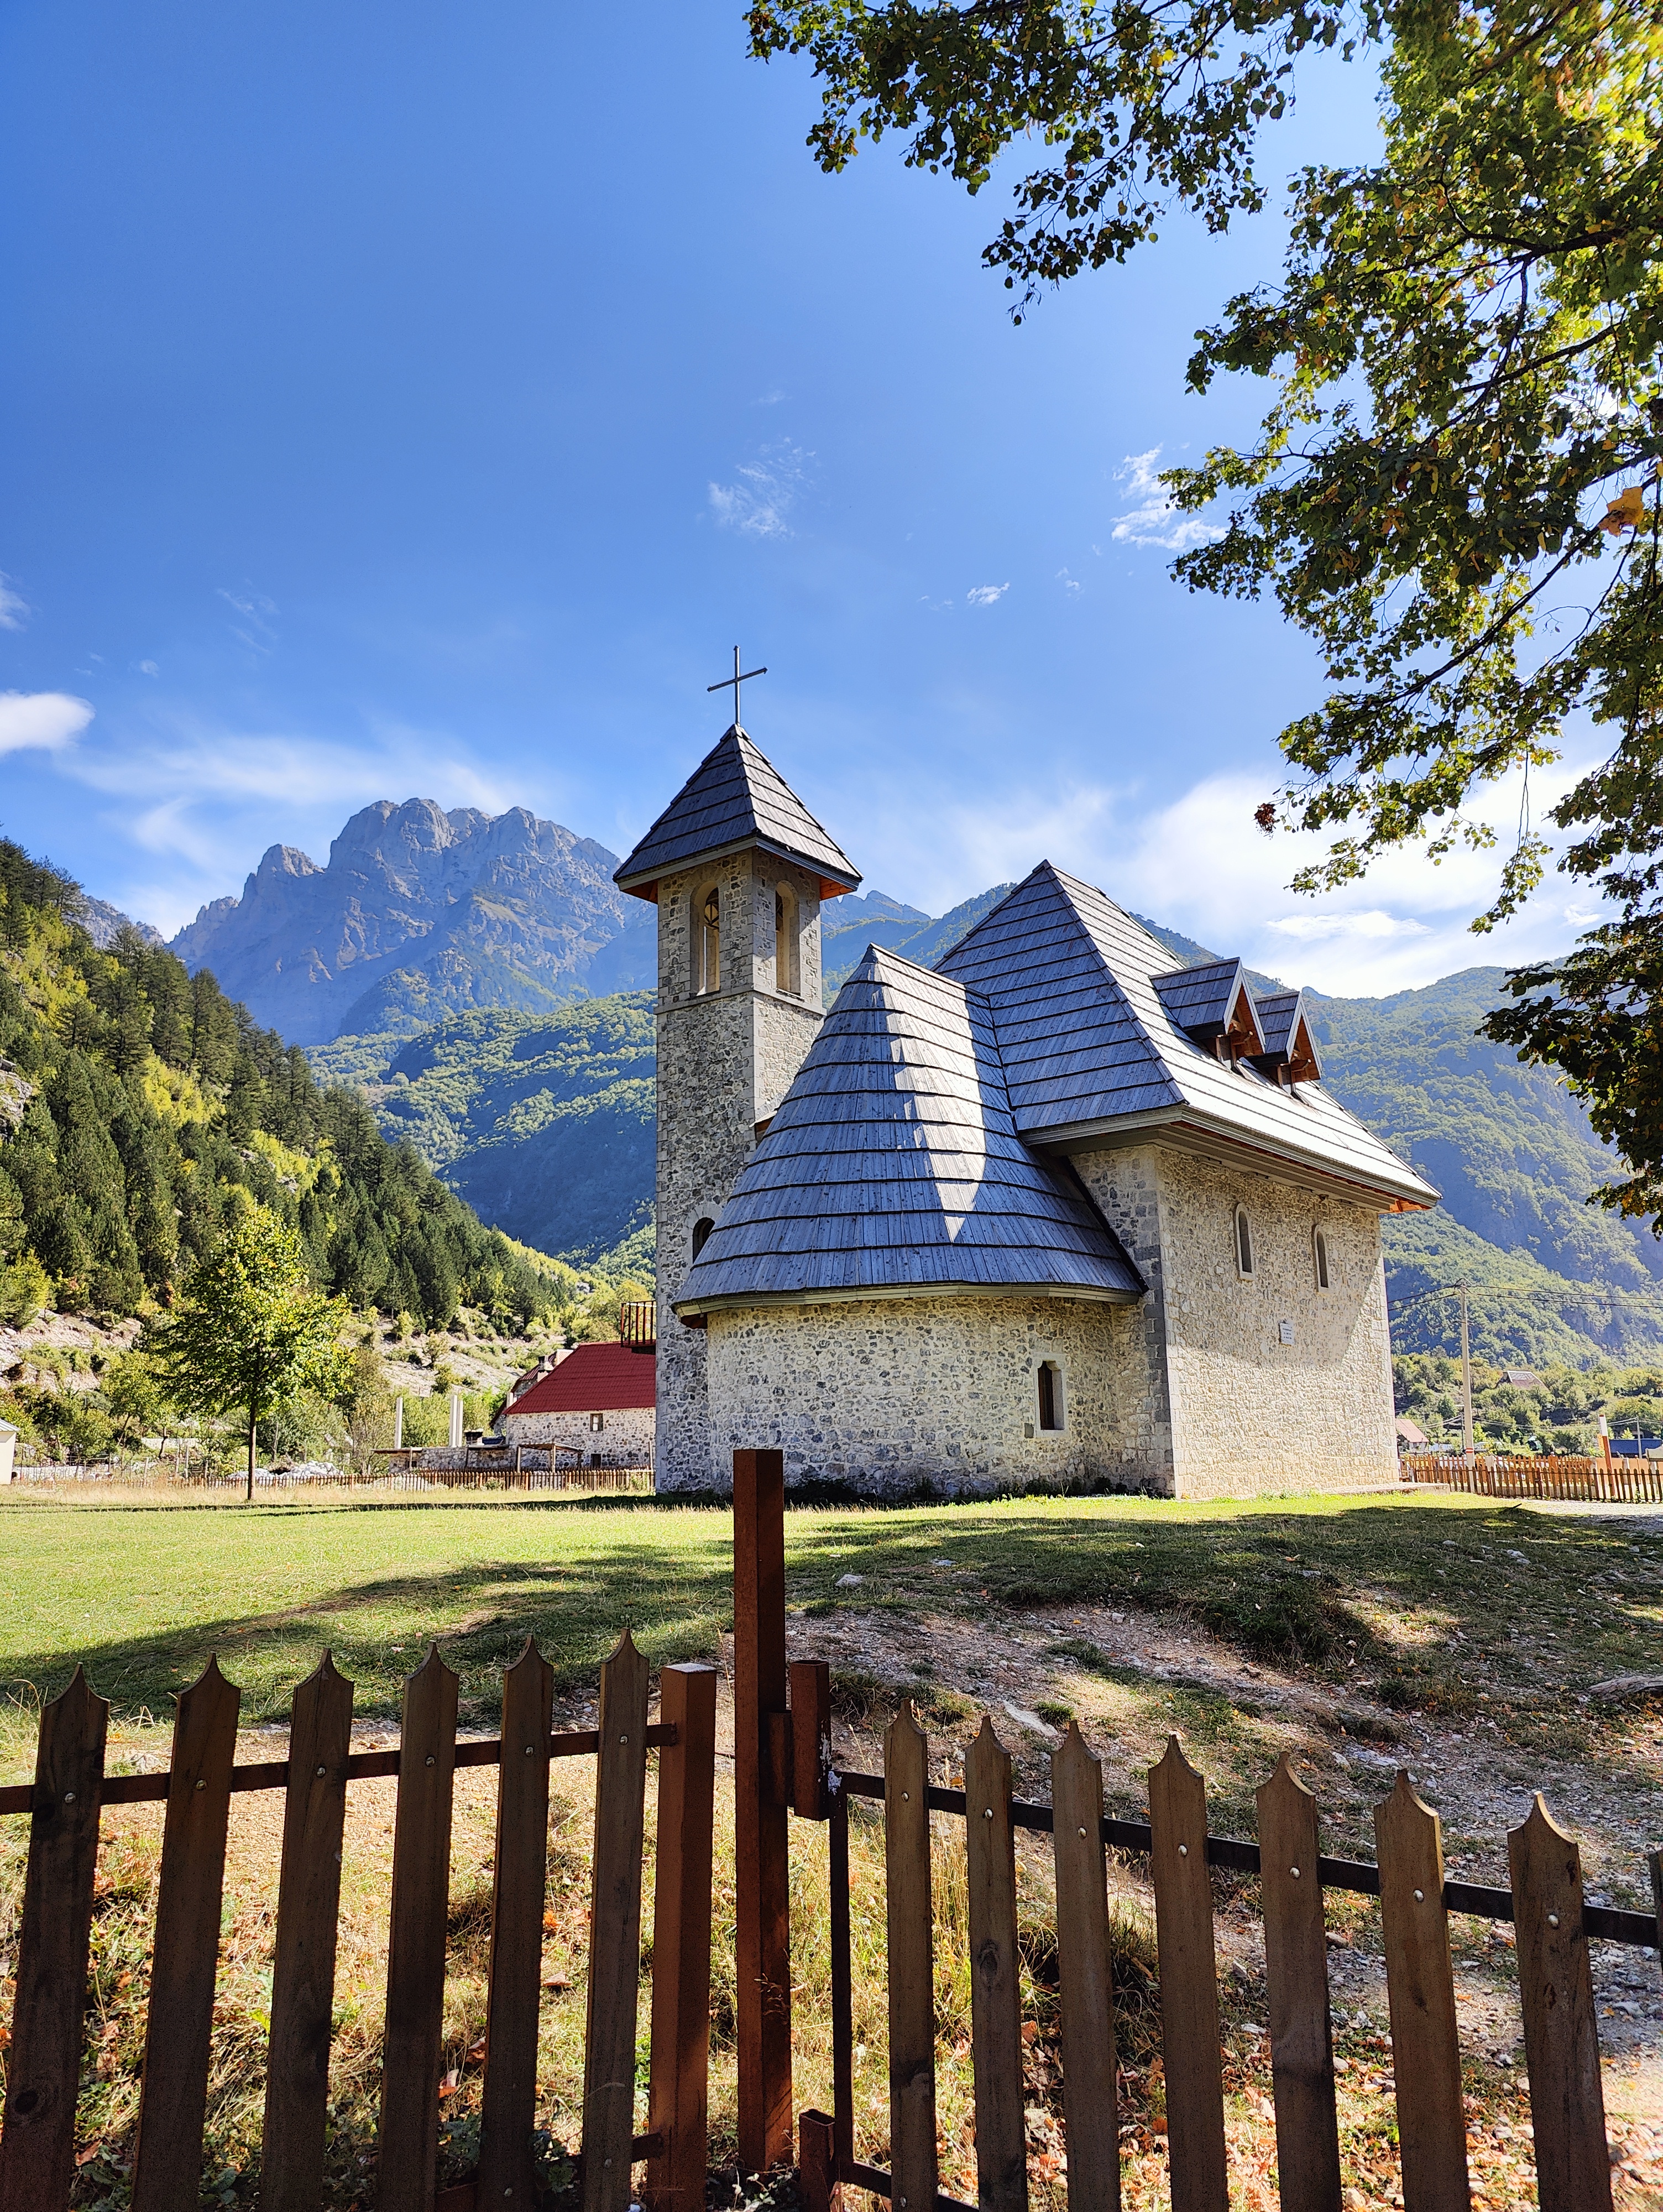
138, 660, 159, 677
965, 582, 1010, 606
1110, 447, 1222, 552
0, 690, 93, 757
217, 585, 279, 654
0, 575, 28, 632
708, 442, 810, 538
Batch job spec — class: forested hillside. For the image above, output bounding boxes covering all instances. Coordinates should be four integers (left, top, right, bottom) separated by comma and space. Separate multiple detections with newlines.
0, 842, 567, 1331
309, 995, 655, 1271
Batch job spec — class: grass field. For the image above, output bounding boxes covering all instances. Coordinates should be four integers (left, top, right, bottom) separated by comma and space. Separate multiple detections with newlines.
1, 1486, 1660, 1757
1, 1489, 1660, 2208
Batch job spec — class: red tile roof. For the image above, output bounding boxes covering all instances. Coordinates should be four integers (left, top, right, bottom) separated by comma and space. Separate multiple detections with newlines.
506, 1341, 656, 1415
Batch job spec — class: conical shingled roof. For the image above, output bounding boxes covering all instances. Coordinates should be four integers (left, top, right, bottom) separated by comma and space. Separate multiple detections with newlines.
674, 946, 1144, 1313
936, 863, 1439, 1209
614, 728, 861, 899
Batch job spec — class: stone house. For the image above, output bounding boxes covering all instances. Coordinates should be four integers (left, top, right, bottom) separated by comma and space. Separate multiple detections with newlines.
499, 1340, 656, 1467
615, 723, 1440, 1499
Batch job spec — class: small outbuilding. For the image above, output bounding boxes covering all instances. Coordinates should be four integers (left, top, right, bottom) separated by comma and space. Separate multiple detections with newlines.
499, 1342, 656, 1469
0, 1419, 17, 1483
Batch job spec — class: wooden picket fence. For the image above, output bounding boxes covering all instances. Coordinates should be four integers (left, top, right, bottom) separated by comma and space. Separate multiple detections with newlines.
1403, 1451, 1663, 1503
788, 1712, 1663, 2212
0, 1639, 717, 2212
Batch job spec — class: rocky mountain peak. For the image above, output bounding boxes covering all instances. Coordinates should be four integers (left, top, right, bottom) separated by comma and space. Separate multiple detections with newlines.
168, 799, 658, 1046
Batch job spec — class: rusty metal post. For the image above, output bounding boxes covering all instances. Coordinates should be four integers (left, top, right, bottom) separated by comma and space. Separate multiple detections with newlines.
733, 1447, 792, 2173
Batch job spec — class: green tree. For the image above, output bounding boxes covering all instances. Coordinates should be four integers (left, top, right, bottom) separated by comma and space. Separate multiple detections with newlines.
144, 1206, 354, 1500
755, 0, 1663, 1207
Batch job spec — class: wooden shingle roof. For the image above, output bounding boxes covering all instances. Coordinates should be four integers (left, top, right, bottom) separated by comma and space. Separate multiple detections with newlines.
674, 947, 1144, 1315
936, 864, 1439, 1209
614, 728, 861, 900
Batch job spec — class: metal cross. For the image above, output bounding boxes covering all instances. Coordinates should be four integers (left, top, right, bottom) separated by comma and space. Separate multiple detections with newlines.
708, 645, 767, 729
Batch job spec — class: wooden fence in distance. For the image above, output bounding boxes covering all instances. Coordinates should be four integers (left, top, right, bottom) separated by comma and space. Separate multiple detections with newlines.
0, 1638, 715, 2212
1403, 1452, 1663, 1503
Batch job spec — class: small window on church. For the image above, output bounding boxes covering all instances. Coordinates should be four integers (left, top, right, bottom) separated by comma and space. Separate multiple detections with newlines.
1234, 1206, 1255, 1279
588, 1411, 605, 1434
1037, 1360, 1064, 1431
691, 1217, 715, 1260
775, 884, 800, 996
697, 886, 721, 994
1313, 1225, 1330, 1291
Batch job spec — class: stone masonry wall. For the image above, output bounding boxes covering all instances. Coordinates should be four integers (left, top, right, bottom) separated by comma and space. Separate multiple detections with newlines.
1066, 1143, 1176, 1493
704, 1293, 1148, 1496
500, 1404, 656, 1462
654, 851, 828, 1490
1147, 1148, 1394, 1496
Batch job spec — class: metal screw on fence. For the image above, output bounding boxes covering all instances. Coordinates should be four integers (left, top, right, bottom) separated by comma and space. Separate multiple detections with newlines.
316, 1765, 326, 1777
1548, 1912, 1560, 1927
63, 1791, 75, 1803
1178, 1842, 1189, 1856
1414, 1887, 1424, 1900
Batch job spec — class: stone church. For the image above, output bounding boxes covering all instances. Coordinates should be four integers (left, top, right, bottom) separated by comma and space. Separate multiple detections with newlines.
614, 724, 1439, 1500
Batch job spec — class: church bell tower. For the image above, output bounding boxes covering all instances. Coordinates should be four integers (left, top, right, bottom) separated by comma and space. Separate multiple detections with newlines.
613, 693, 861, 1490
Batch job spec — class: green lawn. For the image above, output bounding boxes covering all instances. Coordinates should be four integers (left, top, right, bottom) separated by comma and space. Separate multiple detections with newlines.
1, 1488, 1658, 1777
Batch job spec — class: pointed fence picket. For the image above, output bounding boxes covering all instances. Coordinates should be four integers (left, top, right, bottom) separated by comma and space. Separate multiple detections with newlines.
0, 1641, 718, 2212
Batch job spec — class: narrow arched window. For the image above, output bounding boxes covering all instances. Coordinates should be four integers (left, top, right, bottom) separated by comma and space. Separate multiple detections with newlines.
774, 884, 800, 995
1234, 1206, 1255, 1279
696, 886, 720, 994
1313, 1225, 1331, 1291
1037, 1360, 1064, 1431
691, 1217, 715, 1260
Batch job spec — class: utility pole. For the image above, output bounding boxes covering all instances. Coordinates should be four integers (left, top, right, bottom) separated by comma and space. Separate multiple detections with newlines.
1459, 1280, 1475, 1461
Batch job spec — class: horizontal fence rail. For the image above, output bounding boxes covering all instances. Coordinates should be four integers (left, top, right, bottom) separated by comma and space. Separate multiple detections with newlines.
1402, 1452, 1663, 1502
0, 1641, 718, 2212
833, 1768, 1662, 1947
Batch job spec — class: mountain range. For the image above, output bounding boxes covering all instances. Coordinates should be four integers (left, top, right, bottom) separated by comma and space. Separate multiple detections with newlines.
168, 799, 658, 1045
116, 794, 1663, 1366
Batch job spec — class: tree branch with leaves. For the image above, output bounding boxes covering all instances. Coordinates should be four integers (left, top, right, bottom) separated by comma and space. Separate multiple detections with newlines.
754, 0, 1663, 1211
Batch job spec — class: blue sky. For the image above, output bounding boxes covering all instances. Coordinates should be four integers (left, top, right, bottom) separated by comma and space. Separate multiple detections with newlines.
1, 0, 1601, 998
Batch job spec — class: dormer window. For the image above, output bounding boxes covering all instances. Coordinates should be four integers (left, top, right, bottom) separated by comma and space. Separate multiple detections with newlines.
1150, 959, 1264, 1066
1249, 991, 1324, 1087
697, 887, 721, 994
1235, 1206, 1255, 1279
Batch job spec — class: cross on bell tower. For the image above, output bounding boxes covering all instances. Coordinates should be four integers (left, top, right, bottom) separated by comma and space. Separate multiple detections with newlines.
707, 646, 767, 731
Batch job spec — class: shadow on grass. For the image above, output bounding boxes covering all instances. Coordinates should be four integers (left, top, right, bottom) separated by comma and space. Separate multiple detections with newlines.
0, 1537, 736, 1736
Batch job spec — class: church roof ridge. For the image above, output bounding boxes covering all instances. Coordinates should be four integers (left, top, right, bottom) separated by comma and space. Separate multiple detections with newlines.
674, 938, 1144, 1316
613, 726, 861, 899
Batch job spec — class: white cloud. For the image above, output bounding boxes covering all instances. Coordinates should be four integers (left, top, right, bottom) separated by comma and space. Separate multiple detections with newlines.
138, 660, 159, 677
0, 690, 93, 757
1056, 569, 1082, 596
1110, 447, 1222, 552
0, 575, 28, 631
965, 582, 1009, 606
708, 442, 810, 538
1265, 910, 1432, 943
